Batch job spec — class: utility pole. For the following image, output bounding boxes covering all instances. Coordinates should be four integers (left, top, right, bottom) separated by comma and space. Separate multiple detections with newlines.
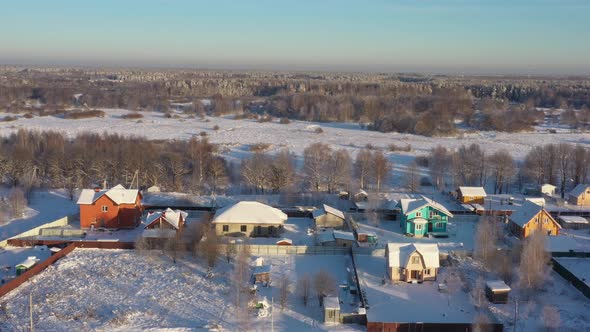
29, 292, 34, 332
271, 296, 274, 332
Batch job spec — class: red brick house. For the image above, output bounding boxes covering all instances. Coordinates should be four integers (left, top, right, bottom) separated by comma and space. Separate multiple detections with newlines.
77, 184, 142, 229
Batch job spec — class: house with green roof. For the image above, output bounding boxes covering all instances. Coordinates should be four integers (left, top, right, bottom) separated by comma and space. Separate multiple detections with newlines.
398, 196, 453, 237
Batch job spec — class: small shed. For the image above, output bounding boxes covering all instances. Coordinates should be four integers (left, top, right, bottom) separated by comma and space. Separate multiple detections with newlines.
485, 280, 511, 304
276, 238, 293, 246
333, 230, 356, 247
313, 204, 346, 229
357, 232, 378, 244
252, 265, 271, 284
16, 256, 40, 276
541, 184, 556, 196
146, 185, 161, 193
558, 215, 590, 229
323, 296, 341, 324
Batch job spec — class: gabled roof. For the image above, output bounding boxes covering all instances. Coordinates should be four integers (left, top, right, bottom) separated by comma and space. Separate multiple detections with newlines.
312, 204, 345, 220
145, 208, 188, 230
333, 230, 355, 241
458, 186, 487, 197
509, 200, 561, 229
569, 184, 590, 198
77, 184, 140, 205
399, 196, 453, 217
387, 243, 439, 269
212, 201, 287, 225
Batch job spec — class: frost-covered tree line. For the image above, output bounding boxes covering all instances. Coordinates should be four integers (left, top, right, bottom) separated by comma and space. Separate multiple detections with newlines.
425, 142, 590, 196
0, 129, 392, 197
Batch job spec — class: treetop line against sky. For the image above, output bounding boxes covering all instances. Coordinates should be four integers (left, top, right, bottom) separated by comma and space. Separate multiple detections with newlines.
0, 0, 589, 74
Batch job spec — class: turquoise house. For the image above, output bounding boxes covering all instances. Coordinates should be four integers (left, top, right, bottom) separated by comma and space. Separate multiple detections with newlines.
398, 196, 453, 237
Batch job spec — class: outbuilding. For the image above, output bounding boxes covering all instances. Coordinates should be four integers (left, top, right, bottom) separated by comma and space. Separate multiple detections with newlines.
252, 265, 271, 284
313, 204, 346, 229
557, 215, 590, 230
457, 187, 487, 204
323, 296, 341, 324
15, 256, 40, 276
485, 280, 511, 304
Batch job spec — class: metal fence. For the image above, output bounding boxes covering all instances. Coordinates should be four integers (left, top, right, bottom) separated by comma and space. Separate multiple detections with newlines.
219, 244, 351, 256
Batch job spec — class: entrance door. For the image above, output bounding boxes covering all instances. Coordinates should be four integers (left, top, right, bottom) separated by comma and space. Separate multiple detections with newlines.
411, 270, 418, 280
428, 223, 433, 232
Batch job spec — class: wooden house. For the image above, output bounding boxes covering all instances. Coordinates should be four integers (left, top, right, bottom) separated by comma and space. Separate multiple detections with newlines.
485, 280, 510, 304
212, 201, 287, 237
313, 204, 346, 229
508, 200, 561, 238
457, 187, 487, 204
143, 208, 188, 238
568, 184, 590, 206
398, 196, 453, 237
77, 184, 142, 230
386, 243, 439, 282
323, 296, 341, 324
333, 230, 356, 247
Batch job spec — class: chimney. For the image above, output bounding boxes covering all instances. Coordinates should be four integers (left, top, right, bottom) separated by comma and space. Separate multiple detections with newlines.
94, 187, 101, 192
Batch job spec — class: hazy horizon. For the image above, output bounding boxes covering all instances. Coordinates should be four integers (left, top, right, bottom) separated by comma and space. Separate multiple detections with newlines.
1, 0, 589, 75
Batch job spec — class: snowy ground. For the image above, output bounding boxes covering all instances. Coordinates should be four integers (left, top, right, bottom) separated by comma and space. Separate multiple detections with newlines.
2, 109, 589, 166
454, 255, 590, 332
0, 249, 363, 332
0, 189, 78, 242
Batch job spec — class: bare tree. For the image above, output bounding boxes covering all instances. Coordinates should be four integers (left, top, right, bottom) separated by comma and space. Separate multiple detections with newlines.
518, 231, 550, 290
455, 144, 486, 186
474, 216, 498, 269
269, 149, 296, 193
328, 149, 352, 193
429, 146, 452, 190
201, 228, 220, 268
241, 152, 271, 193
541, 305, 560, 332
278, 274, 290, 311
472, 313, 493, 332
303, 143, 332, 191
571, 145, 588, 186
231, 245, 252, 329
470, 277, 488, 310
9, 187, 27, 218
487, 150, 516, 194
224, 238, 237, 263
406, 161, 420, 192
354, 148, 373, 190
182, 220, 206, 256
373, 150, 391, 192
298, 273, 312, 306
314, 270, 337, 306
556, 143, 573, 198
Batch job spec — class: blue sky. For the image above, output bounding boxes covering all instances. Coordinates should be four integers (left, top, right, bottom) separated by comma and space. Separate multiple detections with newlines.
0, 0, 589, 74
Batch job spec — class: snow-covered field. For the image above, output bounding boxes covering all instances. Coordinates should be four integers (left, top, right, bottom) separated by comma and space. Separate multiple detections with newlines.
0, 249, 363, 332
1, 109, 589, 164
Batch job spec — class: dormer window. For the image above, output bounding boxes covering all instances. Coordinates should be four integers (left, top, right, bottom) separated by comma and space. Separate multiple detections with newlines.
416, 212, 422, 217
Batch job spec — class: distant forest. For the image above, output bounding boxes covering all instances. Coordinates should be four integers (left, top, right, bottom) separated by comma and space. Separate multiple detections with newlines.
2, 68, 590, 136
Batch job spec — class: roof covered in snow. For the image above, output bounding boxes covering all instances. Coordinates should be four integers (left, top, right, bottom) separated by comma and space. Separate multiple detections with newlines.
509, 200, 560, 228
212, 201, 287, 225
399, 196, 453, 217
313, 204, 345, 220
323, 296, 340, 310
485, 280, 511, 292
16, 256, 40, 269
145, 208, 188, 230
387, 243, 439, 268
458, 187, 487, 197
558, 215, 589, 224
333, 230, 355, 241
569, 184, 590, 198
77, 184, 140, 205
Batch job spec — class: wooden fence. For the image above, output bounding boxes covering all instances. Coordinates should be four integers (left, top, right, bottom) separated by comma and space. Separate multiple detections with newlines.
0, 214, 79, 247
219, 244, 351, 256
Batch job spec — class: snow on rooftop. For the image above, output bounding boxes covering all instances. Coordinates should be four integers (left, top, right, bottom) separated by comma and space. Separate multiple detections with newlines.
509, 200, 545, 227
322, 204, 345, 219
212, 201, 287, 225
458, 186, 487, 197
569, 184, 590, 198
485, 280, 511, 292
145, 208, 188, 230
387, 243, 440, 268
558, 215, 589, 224
399, 196, 453, 217
333, 230, 355, 241
323, 296, 340, 310
77, 184, 139, 205
16, 256, 40, 269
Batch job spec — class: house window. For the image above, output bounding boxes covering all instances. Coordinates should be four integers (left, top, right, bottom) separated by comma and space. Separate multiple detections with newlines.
222, 225, 229, 232
101, 206, 108, 212
415, 224, 422, 230
411, 256, 420, 264
425, 269, 431, 275
429, 211, 434, 218
435, 222, 444, 229
544, 218, 548, 224
416, 212, 422, 217
241, 225, 247, 232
